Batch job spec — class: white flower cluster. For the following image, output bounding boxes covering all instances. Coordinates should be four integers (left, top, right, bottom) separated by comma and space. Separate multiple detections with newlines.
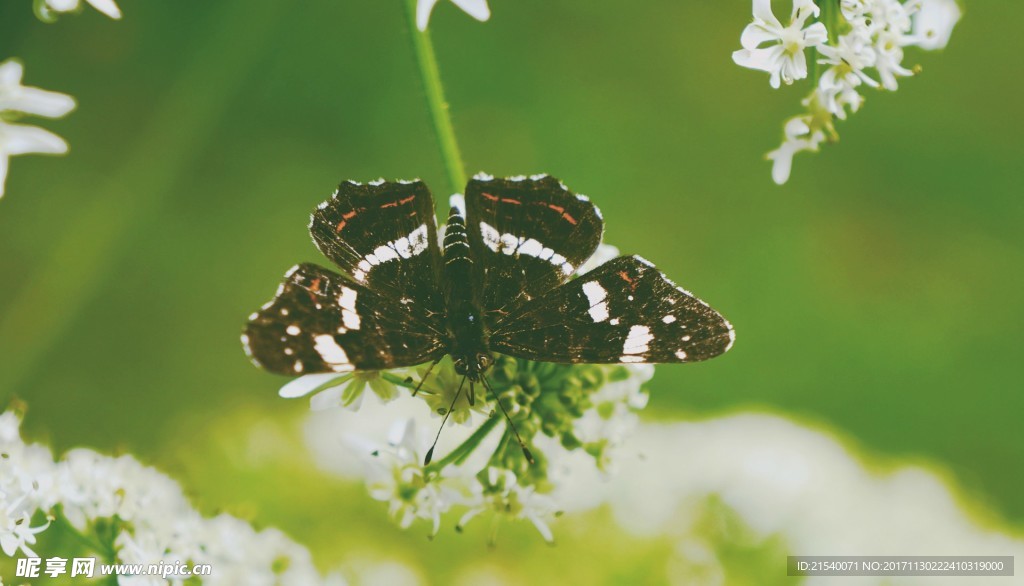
2, 0, 121, 200
0, 410, 342, 585
0, 60, 75, 199
303, 361, 652, 543
733, 0, 962, 184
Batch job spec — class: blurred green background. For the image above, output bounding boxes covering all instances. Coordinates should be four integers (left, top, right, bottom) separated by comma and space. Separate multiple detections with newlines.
1, 0, 1022, 581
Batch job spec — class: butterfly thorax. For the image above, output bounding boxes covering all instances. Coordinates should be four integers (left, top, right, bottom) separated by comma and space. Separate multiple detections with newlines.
442, 207, 492, 380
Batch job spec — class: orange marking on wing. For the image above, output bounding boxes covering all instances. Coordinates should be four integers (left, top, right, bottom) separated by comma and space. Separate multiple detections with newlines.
380, 195, 416, 209
335, 210, 358, 232
619, 270, 638, 291
500, 197, 522, 205
547, 203, 565, 214
308, 277, 322, 302
481, 192, 499, 201
562, 212, 577, 225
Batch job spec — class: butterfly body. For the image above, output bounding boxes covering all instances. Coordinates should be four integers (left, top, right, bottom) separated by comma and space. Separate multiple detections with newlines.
441, 206, 493, 381
242, 175, 734, 383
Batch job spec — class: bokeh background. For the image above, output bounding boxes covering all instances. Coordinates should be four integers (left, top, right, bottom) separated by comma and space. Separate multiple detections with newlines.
1, 0, 1022, 583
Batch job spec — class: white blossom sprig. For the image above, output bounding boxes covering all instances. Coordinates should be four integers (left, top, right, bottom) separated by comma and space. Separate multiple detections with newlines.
0, 59, 76, 199
733, 0, 962, 184
0, 408, 343, 585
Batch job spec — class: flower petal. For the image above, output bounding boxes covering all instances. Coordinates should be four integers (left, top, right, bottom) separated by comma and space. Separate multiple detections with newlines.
0, 87, 76, 119
740, 23, 781, 50
416, 0, 441, 31
0, 123, 68, 156
751, 0, 781, 28
85, 0, 121, 19
451, 0, 490, 22
0, 59, 24, 87
279, 372, 347, 398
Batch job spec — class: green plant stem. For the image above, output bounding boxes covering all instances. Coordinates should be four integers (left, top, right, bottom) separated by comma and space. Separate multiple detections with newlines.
403, 0, 468, 195
52, 509, 115, 560
809, 0, 840, 90
425, 413, 500, 473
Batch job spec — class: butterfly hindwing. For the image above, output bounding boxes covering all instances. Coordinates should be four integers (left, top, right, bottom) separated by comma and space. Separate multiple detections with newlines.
309, 180, 444, 317
489, 256, 734, 364
243, 263, 447, 375
465, 175, 604, 317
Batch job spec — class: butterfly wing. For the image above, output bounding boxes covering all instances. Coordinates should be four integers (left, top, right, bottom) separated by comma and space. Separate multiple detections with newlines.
243, 263, 447, 374
309, 179, 444, 318
489, 256, 734, 364
464, 175, 604, 317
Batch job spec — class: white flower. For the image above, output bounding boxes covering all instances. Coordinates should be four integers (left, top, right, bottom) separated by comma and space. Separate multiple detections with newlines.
44, 0, 122, 20
0, 59, 75, 199
363, 420, 458, 535
732, 0, 828, 89
416, 0, 489, 32
911, 0, 961, 50
281, 371, 403, 411
1, 408, 344, 584
572, 364, 652, 470
0, 494, 50, 558
457, 468, 559, 543
817, 33, 879, 119
766, 114, 827, 185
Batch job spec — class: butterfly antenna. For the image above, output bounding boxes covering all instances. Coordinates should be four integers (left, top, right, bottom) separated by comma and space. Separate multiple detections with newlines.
481, 375, 534, 465
424, 376, 466, 466
411, 359, 441, 397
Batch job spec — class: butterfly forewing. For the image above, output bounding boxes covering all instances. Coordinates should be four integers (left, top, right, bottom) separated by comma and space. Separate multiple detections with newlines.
489, 256, 734, 364
243, 263, 447, 375
309, 180, 444, 317
465, 175, 604, 317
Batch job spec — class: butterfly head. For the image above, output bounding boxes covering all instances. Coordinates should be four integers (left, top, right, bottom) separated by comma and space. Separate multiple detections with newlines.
452, 352, 493, 382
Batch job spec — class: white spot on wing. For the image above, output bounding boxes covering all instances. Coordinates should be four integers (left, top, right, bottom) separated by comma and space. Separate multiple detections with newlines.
286, 325, 301, 336
623, 325, 653, 355
314, 334, 351, 368
662, 315, 677, 324
620, 355, 645, 363
675, 350, 688, 360
337, 286, 362, 330
582, 281, 609, 323
725, 321, 736, 352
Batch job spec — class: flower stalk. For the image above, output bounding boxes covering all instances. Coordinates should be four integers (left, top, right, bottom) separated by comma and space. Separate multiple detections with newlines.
403, 0, 468, 195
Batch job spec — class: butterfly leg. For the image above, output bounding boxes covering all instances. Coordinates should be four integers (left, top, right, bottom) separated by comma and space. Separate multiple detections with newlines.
424, 376, 466, 465
411, 359, 442, 397
481, 375, 534, 465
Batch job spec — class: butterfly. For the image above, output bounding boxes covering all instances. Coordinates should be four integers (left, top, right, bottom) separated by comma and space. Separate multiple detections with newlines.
242, 174, 734, 460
